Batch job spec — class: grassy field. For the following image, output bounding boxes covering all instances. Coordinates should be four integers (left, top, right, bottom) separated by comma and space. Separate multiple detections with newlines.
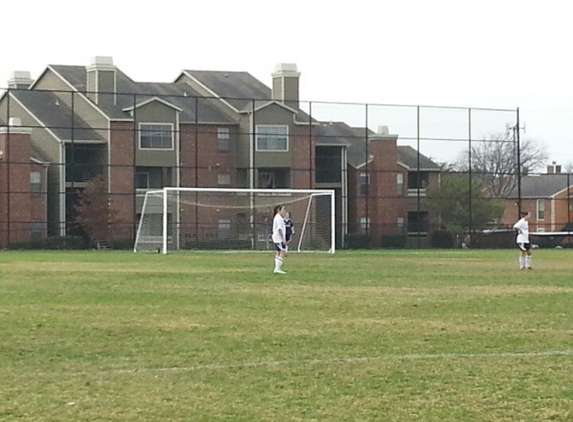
0, 249, 571, 421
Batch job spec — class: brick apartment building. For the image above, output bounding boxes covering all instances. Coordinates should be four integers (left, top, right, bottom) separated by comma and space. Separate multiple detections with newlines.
500, 163, 573, 233
0, 57, 439, 248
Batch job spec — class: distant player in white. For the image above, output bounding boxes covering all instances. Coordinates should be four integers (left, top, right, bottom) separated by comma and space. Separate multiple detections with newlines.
513, 210, 532, 270
272, 205, 287, 274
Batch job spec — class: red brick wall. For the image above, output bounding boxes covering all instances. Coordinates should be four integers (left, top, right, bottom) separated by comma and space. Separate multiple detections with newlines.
109, 121, 135, 238
180, 124, 236, 188
0, 131, 48, 245
291, 125, 315, 189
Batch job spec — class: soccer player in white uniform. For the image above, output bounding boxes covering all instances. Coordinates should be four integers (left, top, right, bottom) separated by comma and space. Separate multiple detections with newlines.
513, 210, 532, 270
272, 205, 287, 274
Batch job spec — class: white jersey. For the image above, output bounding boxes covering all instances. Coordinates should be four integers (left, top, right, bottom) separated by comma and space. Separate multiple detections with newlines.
272, 213, 286, 243
513, 218, 529, 244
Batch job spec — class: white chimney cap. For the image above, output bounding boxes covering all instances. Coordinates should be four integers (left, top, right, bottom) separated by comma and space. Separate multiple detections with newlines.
8, 71, 33, 88
275, 63, 298, 72
89, 56, 115, 67
273, 63, 300, 77
377, 126, 389, 135
10, 71, 32, 80
9, 117, 22, 127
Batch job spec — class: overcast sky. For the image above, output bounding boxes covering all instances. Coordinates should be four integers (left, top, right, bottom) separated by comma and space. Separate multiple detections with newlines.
2, 0, 572, 168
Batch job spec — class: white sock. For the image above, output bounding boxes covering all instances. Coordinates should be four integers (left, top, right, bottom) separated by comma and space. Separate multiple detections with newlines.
525, 256, 531, 268
519, 256, 525, 268
275, 257, 283, 271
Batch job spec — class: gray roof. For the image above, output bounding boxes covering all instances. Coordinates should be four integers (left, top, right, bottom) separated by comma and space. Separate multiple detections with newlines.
184, 70, 271, 112
314, 122, 372, 168
184, 70, 313, 124
397, 145, 441, 170
10, 89, 103, 141
312, 123, 440, 170
49, 65, 235, 124
508, 174, 573, 198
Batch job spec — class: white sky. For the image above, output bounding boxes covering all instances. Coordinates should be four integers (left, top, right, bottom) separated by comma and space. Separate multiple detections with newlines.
3, 0, 572, 168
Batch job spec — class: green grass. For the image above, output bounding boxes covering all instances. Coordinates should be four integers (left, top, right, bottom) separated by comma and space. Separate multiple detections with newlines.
0, 250, 571, 421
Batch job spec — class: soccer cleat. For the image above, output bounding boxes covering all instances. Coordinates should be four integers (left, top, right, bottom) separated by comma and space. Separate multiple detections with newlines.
273, 269, 287, 274
527, 267, 533, 270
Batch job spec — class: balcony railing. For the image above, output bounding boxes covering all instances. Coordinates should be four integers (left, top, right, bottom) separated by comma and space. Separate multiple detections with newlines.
407, 188, 427, 197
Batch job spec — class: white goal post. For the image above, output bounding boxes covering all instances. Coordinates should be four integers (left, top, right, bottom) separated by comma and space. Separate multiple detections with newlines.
134, 187, 336, 254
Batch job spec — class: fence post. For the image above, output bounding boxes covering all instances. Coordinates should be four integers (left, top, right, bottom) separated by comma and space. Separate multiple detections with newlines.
468, 108, 472, 239
516, 107, 522, 217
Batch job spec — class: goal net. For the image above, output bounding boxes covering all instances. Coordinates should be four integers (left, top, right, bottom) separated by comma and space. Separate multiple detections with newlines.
134, 188, 335, 254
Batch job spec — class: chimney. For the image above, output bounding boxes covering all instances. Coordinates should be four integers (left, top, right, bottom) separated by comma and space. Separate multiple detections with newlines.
7, 71, 33, 89
272, 63, 300, 109
547, 161, 561, 174
86, 56, 117, 106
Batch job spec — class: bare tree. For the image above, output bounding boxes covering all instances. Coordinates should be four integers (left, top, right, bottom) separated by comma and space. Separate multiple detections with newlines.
456, 133, 547, 198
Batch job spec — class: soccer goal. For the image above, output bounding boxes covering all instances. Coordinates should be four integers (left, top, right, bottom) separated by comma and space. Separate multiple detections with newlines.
134, 187, 335, 254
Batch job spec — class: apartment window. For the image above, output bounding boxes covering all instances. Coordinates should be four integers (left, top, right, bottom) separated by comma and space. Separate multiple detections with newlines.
218, 174, 231, 186
397, 173, 404, 196
537, 199, 545, 220
360, 217, 370, 233
30, 172, 41, 195
218, 219, 231, 240
135, 172, 149, 189
218, 127, 230, 151
256, 125, 288, 151
139, 123, 173, 149
359, 173, 370, 195
408, 171, 429, 189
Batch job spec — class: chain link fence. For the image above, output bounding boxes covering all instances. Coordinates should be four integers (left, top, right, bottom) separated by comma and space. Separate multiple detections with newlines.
1, 86, 570, 250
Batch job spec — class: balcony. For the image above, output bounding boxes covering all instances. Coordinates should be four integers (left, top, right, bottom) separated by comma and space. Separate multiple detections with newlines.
66, 164, 105, 183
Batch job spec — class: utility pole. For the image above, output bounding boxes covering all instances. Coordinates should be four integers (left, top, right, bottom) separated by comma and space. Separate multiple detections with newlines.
509, 108, 525, 218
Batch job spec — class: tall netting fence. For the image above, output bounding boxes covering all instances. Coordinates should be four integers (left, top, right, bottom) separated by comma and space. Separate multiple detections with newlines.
1, 85, 569, 249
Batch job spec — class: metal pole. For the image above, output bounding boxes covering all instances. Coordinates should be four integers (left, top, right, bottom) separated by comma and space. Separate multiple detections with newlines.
132, 94, 137, 240
416, 106, 421, 249
365, 103, 369, 242
566, 172, 573, 238
70, 91, 75, 238
516, 107, 522, 217
251, 98, 256, 250
6, 90, 10, 245
468, 108, 472, 238
309, 101, 313, 188
194, 96, 199, 241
